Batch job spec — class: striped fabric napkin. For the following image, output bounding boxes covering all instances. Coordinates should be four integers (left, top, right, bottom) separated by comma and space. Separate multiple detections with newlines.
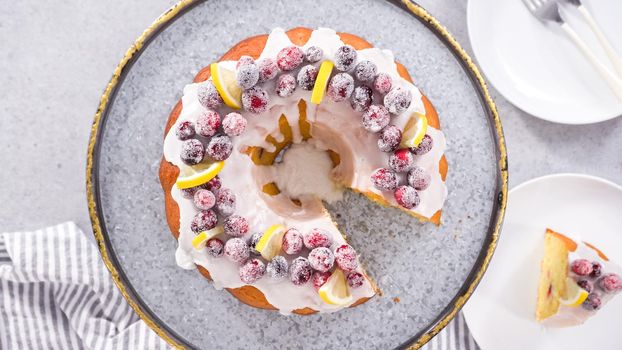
0, 222, 479, 349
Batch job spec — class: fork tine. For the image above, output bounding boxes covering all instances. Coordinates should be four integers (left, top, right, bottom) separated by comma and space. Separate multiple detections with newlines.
521, 0, 536, 12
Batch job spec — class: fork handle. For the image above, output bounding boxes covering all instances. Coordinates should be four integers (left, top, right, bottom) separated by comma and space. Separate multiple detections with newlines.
578, 5, 622, 78
561, 23, 622, 101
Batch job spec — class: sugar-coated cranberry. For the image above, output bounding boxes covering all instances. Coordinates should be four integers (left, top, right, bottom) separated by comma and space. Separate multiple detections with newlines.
181, 186, 198, 198
221, 112, 247, 137
297, 64, 319, 91
236, 63, 259, 89
204, 175, 221, 192
196, 110, 221, 137
224, 238, 249, 264
577, 279, 594, 293
257, 58, 279, 82
312, 271, 332, 290
384, 86, 412, 114
370, 168, 398, 191
327, 73, 354, 102
374, 73, 392, 94
350, 85, 373, 112
582, 292, 602, 311
362, 105, 390, 133
598, 273, 622, 293
206, 135, 233, 161
282, 228, 304, 255
267, 256, 289, 281
289, 257, 312, 285
305, 46, 323, 63
334, 244, 358, 272
347, 272, 365, 288
205, 238, 224, 257
215, 188, 236, 217
197, 80, 223, 109
276, 74, 297, 97
276, 46, 304, 71
190, 210, 217, 233
354, 60, 377, 82
248, 232, 262, 255
236, 55, 255, 69
242, 86, 269, 114
334, 45, 357, 71
224, 215, 249, 237
410, 134, 434, 156
308, 247, 335, 272
175, 120, 195, 140
378, 125, 402, 152
180, 139, 204, 165
590, 262, 602, 278
408, 166, 431, 190
239, 258, 265, 284
193, 189, 215, 210
571, 259, 593, 276
303, 228, 332, 249
389, 148, 414, 173
394, 185, 420, 209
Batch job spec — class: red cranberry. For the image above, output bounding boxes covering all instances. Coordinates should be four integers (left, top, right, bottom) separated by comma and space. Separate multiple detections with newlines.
224, 238, 249, 264
223, 215, 249, 237
394, 185, 420, 209
327, 73, 354, 102
197, 80, 223, 109
206, 135, 233, 161
181, 186, 198, 198
236, 63, 259, 89
193, 189, 215, 210
236, 55, 255, 69
354, 60, 377, 82
297, 64, 319, 91
248, 232, 262, 255
374, 73, 392, 94
408, 166, 431, 190
577, 279, 594, 293
242, 86, 269, 114
334, 45, 357, 71
196, 110, 221, 137
334, 244, 358, 272
370, 168, 398, 191
180, 139, 204, 165
384, 86, 412, 114
305, 46, 323, 63
239, 258, 265, 284
267, 256, 289, 280
206, 238, 224, 257
222, 112, 247, 137
350, 85, 373, 112
590, 262, 602, 278
175, 120, 195, 140
303, 228, 332, 249
289, 257, 312, 285
308, 247, 335, 272
190, 210, 217, 233
347, 272, 365, 288
312, 271, 332, 290
598, 273, 622, 293
378, 125, 402, 152
257, 58, 279, 82
582, 292, 602, 311
362, 105, 390, 132
204, 175, 221, 192
282, 228, 304, 255
571, 259, 593, 276
215, 188, 236, 217
410, 134, 433, 156
276, 74, 297, 97
276, 46, 304, 71
389, 149, 414, 173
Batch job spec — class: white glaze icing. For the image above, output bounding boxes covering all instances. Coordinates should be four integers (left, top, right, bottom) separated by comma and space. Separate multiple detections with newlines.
163, 28, 448, 314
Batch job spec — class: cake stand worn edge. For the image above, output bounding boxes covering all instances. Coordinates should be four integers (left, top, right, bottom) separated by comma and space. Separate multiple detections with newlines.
85, 0, 508, 349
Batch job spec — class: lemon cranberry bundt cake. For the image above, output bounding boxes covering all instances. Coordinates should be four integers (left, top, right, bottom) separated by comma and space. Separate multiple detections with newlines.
159, 27, 448, 314
536, 229, 622, 326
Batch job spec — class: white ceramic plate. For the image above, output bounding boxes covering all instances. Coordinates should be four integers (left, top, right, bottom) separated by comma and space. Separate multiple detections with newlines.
467, 0, 622, 124
463, 173, 622, 350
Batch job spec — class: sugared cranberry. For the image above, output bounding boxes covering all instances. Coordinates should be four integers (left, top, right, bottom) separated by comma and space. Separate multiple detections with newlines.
236, 55, 255, 69
242, 86, 269, 114
257, 58, 279, 82
275, 74, 297, 97
308, 247, 335, 272
236, 63, 259, 89
206, 238, 224, 257
394, 185, 420, 209
334, 244, 358, 272
193, 189, 215, 210
312, 271, 332, 290
378, 125, 401, 153
582, 292, 602, 311
289, 257, 312, 285
196, 110, 221, 137
224, 238, 249, 264
374, 73, 392, 94
297, 64, 319, 90
350, 85, 373, 112
282, 228, 304, 255
354, 60, 377, 82
267, 256, 289, 280
303, 228, 332, 249
598, 273, 622, 293
190, 210, 217, 233
206, 135, 233, 161
181, 186, 198, 198
204, 175, 221, 192
248, 232, 262, 255
223, 215, 249, 237
347, 272, 365, 288
590, 262, 602, 278
384, 86, 412, 114
410, 134, 433, 156
222, 112, 247, 137
362, 105, 390, 132
180, 139, 204, 165
197, 80, 223, 109
239, 258, 265, 284
215, 188, 236, 217
334, 45, 357, 71
327, 73, 354, 102
577, 279, 594, 293
571, 259, 593, 276
388, 149, 414, 173
408, 166, 431, 190
305, 46, 323, 63
370, 168, 398, 191
276, 46, 304, 71
175, 120, 195, 140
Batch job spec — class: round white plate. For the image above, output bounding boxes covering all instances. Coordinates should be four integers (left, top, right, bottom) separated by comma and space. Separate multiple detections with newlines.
463, 174, 622, 350
467, 0, 622, 124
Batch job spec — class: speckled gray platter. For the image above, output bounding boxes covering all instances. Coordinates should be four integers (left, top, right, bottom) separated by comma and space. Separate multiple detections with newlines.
92, 0, 504, 348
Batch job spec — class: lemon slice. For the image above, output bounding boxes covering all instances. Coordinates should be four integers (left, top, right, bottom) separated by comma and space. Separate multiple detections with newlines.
211, 62, 242, 109
318, 269, 353, 306
255, 224, 286, 260
175, 161, 224, 190
400, 112, 428, 149
559, 277, 589, 307
311, 61, 334, 105
191, 225, 224, 250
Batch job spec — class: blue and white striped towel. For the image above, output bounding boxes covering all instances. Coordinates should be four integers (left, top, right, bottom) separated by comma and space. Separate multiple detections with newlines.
0, 222, 479, 349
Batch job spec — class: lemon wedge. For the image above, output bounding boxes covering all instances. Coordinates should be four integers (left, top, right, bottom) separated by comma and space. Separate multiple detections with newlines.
191, 225, 224, 250
255, 224, 286, 260
400, 112, 428, 149
559, 277, 589, 307
318, 269, 353, 306
175, 161, 224, 190
311, 61, 334, 105
211, 62, 242, 109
